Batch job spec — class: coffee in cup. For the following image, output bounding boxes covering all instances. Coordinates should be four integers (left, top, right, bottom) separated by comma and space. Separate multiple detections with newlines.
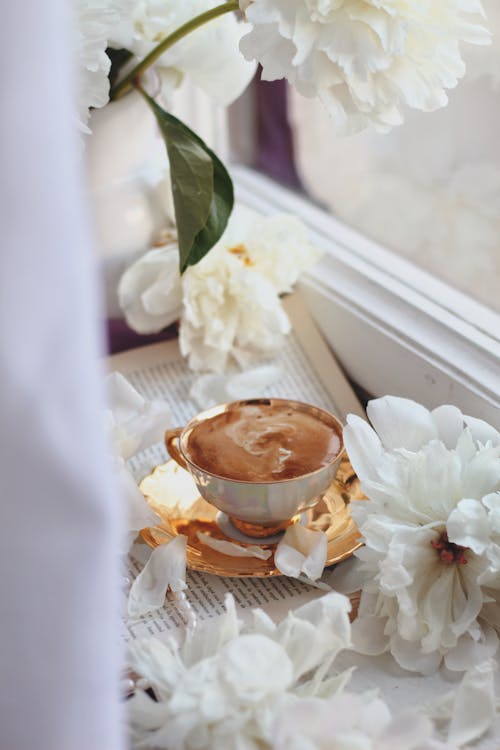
165, 398, 344, 537
185, 401, 341, 482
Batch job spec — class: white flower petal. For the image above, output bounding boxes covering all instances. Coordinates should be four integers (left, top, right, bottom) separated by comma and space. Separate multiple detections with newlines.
219, 634, 293, 698
367, 396, 438, 451
447, 660, 497, 747
432, 404, 466, 449
115, 458, 159, 538
189, 365, 282, 410
132, 0, 256, 106
128, 638, 185, 697
118, 245, 182, 334
76, 0, 127, 130
444, 625, 499, 671
447, 498, 491, 554
389, 632, 442, 675
274, 524, 327, 581
196, 531, 272, 560
464, 414, 500, 445
351, 611, 390, 655
181, 593, 240, 666
343, 413, 383, 483
127, 535, 187, 618
274, 592, 352, 680
105, 371, 171, 458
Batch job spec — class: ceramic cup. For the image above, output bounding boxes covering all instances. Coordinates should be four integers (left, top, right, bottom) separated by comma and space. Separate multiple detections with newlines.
165, 398, 345, 538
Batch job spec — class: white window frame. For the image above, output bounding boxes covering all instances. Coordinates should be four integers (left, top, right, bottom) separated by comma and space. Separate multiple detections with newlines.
232, 165, 500, 428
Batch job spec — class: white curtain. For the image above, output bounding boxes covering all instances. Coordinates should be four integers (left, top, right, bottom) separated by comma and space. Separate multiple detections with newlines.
0, 2, 123, 748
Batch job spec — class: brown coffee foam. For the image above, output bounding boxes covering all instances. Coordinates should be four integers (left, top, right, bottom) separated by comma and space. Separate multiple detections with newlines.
186, 403, 341, 482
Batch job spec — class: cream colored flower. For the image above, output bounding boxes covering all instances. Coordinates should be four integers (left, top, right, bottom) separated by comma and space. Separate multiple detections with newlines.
119, 207, 321, 370
240, 0, 490, 134
180, 207, 321, 371
180, 243, 291, 372
128, 0, 256, 106
236, 212, 323, 294
127, 592, 353, 749
342, 396, 500, 674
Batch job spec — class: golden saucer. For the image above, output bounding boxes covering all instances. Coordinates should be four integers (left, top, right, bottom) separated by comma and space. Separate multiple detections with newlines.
139, 456, 364, 578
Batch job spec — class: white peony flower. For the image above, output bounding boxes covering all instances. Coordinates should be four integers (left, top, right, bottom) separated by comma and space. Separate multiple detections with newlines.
118, 243, 182, 334
239, 0, 491, 134
342, 396, 500, 674
119, 207, 321, 371
180, 208, 321, 372
180, 244, 291, 372
75, 0, 132, 131
127, 591, 354, 749
126, 0, 256, 106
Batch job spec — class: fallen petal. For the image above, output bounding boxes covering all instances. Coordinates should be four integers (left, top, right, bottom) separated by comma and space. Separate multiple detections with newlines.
128, 535, 187, 618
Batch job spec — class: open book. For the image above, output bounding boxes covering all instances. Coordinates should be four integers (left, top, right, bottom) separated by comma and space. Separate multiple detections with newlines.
109, 293, 364, 643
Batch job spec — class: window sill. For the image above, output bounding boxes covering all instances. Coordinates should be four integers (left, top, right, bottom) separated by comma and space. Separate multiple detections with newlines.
233, 166, 500, 428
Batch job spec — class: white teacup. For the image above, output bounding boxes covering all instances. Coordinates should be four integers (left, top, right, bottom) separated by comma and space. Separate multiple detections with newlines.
165, 398, 344, 538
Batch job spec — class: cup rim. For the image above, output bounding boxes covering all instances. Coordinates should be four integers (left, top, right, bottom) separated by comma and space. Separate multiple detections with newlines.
178, 397, 345, 485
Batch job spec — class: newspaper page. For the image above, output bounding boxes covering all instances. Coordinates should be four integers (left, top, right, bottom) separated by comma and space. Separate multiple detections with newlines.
110, 293, 364, 643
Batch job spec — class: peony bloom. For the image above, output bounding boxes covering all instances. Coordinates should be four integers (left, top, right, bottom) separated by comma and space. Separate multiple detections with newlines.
180, 242, 291, 372
119, 207, 321, 372
127, 592, 354, 749
239, 0, 491, 134
124, 0, 256, 106
342, 396, 500, 674
180, 208, 321, 371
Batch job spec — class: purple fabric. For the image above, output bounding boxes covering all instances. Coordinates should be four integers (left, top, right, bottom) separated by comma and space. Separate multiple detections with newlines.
255, 75, 302, 189
106, 319, 177, 355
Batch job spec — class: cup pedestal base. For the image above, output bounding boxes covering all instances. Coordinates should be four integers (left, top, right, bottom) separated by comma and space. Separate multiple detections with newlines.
229, 515, 297, 538
215, 512, 301, 545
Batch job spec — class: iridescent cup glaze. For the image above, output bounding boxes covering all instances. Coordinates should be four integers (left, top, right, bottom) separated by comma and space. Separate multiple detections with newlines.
165, 398, 345, 538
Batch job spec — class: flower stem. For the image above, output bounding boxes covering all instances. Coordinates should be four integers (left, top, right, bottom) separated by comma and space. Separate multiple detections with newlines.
110, 1, 241, 100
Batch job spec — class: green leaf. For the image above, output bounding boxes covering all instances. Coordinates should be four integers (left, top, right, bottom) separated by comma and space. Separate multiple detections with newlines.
139, 90, 234, 272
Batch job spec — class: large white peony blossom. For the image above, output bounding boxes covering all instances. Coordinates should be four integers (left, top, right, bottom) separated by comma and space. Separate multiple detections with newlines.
342, 396, 500, 674
180, 241, 292, 372
240, 0, 491, 134
123, 0, 256, 106
127, 591, 458, 749
127, 592, 352, 749
118, 207, 322, 371
180, 209, 321, 371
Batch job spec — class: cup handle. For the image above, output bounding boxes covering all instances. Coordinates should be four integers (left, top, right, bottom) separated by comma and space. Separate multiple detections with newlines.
164, 428, 189, 470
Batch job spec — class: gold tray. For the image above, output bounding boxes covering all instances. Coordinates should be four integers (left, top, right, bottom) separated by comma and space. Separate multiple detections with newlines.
139, 456, 364, 578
